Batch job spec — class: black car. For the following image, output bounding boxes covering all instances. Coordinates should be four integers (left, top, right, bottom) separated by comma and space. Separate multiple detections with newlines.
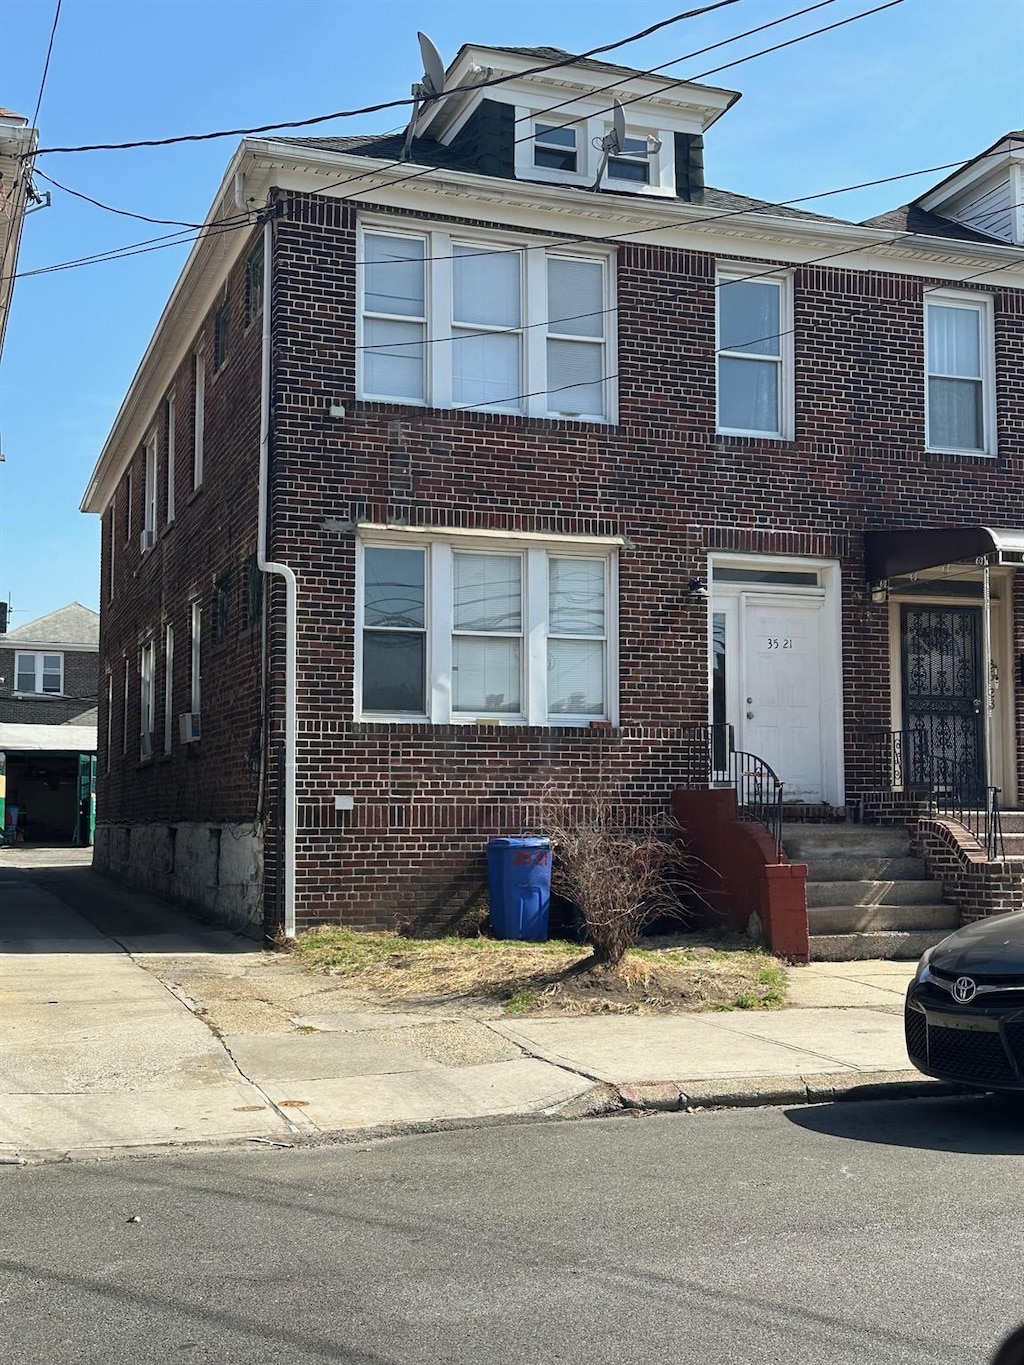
906, 913, 1024, 1091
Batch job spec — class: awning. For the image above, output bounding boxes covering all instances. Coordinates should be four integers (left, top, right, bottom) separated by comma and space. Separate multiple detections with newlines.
0, 723, 97, 754
865, 527, 1024, 585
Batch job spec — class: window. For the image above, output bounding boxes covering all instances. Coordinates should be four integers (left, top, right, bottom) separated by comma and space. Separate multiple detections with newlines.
359, 225, 613, 420
108, 496, 116, 603
716, 269, 791, 438
245, 242, 264, 327
193, 348, 205, 488
213, 298, 229, 371
163, 625, 174, 754
358, 537, 617, 723
166, 394, 176, 523
608, 136, 652, 184
140, 640, 155, 758
243, 553, 263, 630
925, 293, 993, 454
124, 469, 133, 542
190, 600, 202, 714
142, 433, 158, 550
15, 652, 63, 695
122, 657, 129, 757
214, 576, 230, 642
534, 122, 577, 173
105, 672, 113, 773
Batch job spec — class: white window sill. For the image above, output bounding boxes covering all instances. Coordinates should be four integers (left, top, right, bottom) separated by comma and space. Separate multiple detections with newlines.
358, 393, 612, 425
925, 445, 997, 459
716, 427, 790, 441
358, 715, 610, 728
11, 691, 64, 700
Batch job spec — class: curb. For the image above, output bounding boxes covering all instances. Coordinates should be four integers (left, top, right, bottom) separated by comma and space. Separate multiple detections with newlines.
617, 1071, 964, 1111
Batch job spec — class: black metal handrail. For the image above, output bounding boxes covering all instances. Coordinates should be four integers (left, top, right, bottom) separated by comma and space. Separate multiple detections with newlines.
861, 727, 1005, 860
682, 723, 784, 860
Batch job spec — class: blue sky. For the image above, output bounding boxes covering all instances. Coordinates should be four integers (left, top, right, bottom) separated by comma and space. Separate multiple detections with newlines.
1, 0, 1021, 627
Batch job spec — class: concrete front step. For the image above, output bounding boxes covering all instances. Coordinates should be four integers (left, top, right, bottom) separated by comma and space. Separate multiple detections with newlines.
799, 855, 930, 883
808, 903, 959, 934
806, 878, 945, 907
809, 929, 949, 962
782, 825, 910, 860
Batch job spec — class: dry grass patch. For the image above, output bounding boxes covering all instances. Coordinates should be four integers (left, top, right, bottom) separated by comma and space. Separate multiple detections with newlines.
290, 928, 786, 1015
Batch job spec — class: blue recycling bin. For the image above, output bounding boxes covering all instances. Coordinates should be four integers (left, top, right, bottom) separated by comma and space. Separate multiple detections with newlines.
487, 836, 552, 941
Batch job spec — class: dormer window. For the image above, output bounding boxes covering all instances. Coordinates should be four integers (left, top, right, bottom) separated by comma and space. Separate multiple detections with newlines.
533, 123, 577, 173
608, 136, 652, 185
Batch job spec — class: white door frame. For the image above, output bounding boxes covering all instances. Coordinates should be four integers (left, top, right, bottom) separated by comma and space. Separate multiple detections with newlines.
887, 569, 1017, 807
707, 552, 845, 805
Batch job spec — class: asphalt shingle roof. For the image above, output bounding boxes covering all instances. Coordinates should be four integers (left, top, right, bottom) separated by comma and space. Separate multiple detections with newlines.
4, 602, 100, 648
860, 203, 1005, 243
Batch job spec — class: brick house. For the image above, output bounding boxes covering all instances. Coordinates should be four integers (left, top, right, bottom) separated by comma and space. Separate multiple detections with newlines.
0, 603, 99, 844
81, 43, 1024, 938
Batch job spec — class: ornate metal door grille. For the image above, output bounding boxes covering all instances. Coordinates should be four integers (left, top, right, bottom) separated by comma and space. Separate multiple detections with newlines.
901, 605, 984, 800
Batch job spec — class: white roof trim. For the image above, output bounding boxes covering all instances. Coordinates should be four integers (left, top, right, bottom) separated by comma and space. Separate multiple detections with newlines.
0, 723, 96, 752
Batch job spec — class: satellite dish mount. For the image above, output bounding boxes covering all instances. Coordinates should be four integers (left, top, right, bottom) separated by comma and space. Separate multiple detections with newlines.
401, 32, 448, 162
591, 99, 662, 190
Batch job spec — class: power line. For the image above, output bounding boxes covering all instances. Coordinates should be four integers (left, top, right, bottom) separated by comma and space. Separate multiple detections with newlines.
31, 0, 62, 131
32, 0, 839, 233
24, 2, 743, 158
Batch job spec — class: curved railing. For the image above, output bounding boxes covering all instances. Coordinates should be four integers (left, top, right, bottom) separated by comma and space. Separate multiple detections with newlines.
682, 723, 784, 860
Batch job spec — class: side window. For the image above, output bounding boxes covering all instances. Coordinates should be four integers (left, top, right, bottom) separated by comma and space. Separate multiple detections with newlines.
716, 271, 789, 438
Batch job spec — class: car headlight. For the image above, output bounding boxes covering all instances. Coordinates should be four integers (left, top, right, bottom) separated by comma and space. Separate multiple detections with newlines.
913, 944, 936, 984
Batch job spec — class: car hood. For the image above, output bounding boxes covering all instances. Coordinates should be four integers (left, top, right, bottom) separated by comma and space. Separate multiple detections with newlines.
930, 912, 1024, 977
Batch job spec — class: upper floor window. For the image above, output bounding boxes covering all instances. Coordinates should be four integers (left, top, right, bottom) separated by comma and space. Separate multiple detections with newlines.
716, 268, 792, 439
165, 393, 176, 523
358, 536, 617, 724
359, 225, 613, 421
15, 651, 63, 695
245, 242, 264, 327
925, 293, 994, 455
193, 347, 206, 488
140, 640, 155, 758
608, 136, 652, 185
142, 432, 158, 551
533, 122, 577, 173
213, 298, 230, 371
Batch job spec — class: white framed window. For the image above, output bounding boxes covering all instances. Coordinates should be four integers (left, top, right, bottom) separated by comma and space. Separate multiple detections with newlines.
15, 651, 63, 695
105, 672, 113, 773
124, 469, 133, 542
190, 600, 202, 714
108, 495, 116, 603
193, 348, 205, 489
163, 624, 174, 753
122, 656, 129, 757
356, 533, 618, 724
140, 640, 155, 758
166, 393, 176, 523
142, 432, 158, 551
534, 121, 577, 173
716, 267, 792, 439
358, 222, 615, 421
925, 291, 995, 455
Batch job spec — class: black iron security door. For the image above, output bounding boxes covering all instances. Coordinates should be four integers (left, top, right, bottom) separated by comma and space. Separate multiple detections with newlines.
901, 604, 985, 799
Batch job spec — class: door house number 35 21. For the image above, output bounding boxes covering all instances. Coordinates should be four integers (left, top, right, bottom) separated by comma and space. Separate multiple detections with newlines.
766, 638, 793, 650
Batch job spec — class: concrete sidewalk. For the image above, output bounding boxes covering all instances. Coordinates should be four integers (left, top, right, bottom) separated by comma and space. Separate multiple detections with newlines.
0, 852, 936, 1162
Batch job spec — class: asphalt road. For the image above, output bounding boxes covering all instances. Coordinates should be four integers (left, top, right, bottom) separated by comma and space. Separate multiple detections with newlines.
3, 1096, 1024, 1365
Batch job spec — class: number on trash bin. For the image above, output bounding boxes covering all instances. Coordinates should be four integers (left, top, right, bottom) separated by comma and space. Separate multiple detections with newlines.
512, 849, 549, 867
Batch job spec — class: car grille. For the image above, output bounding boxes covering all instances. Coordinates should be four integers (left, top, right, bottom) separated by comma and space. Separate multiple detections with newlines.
924, 1021, 1016, 1084
1003, 1021, 1024, 1069
905, 1008, 927, 1063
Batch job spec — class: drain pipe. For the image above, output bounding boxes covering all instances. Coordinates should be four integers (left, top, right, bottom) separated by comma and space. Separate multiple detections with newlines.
245, 186, 297, 939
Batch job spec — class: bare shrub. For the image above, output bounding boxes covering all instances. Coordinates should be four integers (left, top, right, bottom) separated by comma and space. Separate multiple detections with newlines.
538, 785, 697, 968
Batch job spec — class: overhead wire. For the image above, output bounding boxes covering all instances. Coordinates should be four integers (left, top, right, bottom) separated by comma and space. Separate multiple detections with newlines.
24, 1, 744, 158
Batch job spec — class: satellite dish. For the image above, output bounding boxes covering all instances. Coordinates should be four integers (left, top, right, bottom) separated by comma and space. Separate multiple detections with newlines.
611, 100, 626, 156
401, 31, 448, 161
418, 32, 446, 98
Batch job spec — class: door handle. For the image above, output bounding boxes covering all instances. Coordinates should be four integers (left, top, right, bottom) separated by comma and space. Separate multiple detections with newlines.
746, 711, 754, 720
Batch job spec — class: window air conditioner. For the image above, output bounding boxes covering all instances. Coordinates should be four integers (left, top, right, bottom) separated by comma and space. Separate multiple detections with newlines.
140, 528, 155, 553
179, 712, 201, 743
140, 730, 153, 759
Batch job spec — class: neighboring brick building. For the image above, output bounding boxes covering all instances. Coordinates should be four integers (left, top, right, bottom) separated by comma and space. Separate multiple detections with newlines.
80, 42, 1024, 936
0, 603, 99, 844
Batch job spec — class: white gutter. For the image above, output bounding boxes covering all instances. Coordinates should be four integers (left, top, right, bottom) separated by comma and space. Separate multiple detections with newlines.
250, 194, 298, 939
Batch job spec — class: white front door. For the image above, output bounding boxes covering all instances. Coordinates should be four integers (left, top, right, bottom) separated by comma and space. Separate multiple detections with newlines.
741, 596, 824, 801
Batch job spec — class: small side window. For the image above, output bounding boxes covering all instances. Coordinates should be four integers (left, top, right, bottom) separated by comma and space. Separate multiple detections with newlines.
534, 123, 577, 173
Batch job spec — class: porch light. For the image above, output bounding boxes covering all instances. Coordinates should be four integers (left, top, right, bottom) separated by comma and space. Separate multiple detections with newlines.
870, 582, 889, 605
687, 577, 708, 600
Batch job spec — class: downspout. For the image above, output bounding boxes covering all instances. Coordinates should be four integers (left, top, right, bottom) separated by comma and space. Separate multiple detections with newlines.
241, 177, 297, 939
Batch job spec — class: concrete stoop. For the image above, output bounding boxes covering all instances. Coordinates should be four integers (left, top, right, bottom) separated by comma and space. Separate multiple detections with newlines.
782, 823, 958, 961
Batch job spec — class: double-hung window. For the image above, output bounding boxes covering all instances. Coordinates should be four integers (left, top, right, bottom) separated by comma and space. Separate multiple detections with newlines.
359, 224, 613, 421
15, 652, 63, 695
358, 537, 617, 724
193, 347, 206, 488
608, 136, 652, 184
142, 432, 158, 551
716, 268, 791, 438
925, 292, 994, 455
534, 123, 577, 173
140, 640, 155, 757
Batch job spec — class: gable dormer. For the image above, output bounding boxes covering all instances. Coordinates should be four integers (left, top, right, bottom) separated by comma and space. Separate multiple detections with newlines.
915, 132, 1024, 245
413, 44, 740, 203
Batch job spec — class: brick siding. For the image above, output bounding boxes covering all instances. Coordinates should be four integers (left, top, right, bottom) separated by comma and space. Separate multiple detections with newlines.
0, 646, 98, 724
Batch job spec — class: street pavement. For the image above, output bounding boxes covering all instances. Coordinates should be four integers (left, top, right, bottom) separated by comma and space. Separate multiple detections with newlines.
3, 1097, 1024, 1364
0, 851, 937, 1161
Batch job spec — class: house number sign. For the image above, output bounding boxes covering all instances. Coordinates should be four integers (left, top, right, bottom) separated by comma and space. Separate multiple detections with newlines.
766, 638, 793, 650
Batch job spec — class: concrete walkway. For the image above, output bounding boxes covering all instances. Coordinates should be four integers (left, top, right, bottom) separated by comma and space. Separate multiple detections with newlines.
0, 852, 933, 1162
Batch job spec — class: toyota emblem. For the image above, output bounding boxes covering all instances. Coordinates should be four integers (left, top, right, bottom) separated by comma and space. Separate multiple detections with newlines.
952, 976, 977, 1004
